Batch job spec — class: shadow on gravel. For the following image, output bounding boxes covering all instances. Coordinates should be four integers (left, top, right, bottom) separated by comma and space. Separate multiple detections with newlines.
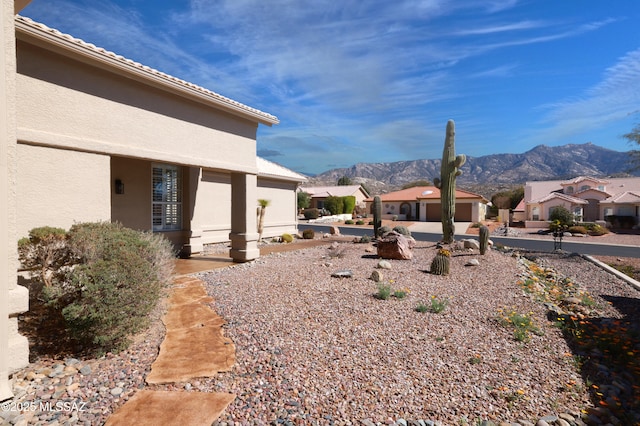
554, 299, 640, 424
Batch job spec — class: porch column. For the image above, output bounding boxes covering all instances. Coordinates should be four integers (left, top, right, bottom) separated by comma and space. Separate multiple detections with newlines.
229, 172, 260, 262
1, 0, 30, 401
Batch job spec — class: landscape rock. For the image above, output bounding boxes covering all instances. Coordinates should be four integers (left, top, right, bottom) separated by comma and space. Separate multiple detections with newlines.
465, 259, 480, 266
462, 239, 480, 250
376, 231, 415, 260
331, 270, 353, 278
330, 226, 340, 235
377, 260, 392, 269
370, 270, 383, 282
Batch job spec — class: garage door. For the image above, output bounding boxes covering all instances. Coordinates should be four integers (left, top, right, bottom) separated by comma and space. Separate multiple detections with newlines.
454, 203, 472, 221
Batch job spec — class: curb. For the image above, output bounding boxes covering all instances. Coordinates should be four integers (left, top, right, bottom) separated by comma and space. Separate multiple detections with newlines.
582, 254, 640, 292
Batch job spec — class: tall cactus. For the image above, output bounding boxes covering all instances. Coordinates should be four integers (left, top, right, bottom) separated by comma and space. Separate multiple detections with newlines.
433, 120, 466, 244
479, 225, 489, 255
373, 195, 382, 238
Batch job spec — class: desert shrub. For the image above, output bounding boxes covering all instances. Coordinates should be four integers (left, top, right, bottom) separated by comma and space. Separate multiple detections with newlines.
568, 225, 587, 235
549, 206, 574, 227
18, 222, 174, 355
356, 235, 372, 244
342, 196, 356, 214
18, 226, 73, 288
302, 229, 315, 239
392, 215, 398, 221
377, 225, 392, 237
281, 233, 294, 243
588, 224, 609, 236
356, 220, 365, 225
303, 208, 319, 220
344, 219, 355, 225
324, 196, 343, 215
392, 225, 411, 236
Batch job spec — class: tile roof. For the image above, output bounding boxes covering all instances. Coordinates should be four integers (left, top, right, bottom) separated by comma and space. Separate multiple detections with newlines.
299, 185, 366, 198
532, 192, 589, 204
366, 186, 487, 202
257, 157, 307, 182
603, 191, 640, 203
15, 15, 279, 126
527, 176, 640, 203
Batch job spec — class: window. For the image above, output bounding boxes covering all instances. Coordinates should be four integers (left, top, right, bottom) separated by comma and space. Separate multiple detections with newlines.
532, 206, 540, 221
565, 186, 574, 194
580, 185, 590, 191
573, 206, 583, 222
152, 164, 182, 231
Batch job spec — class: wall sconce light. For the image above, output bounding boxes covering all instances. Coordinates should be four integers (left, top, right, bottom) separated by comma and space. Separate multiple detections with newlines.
115, 179, 124, 195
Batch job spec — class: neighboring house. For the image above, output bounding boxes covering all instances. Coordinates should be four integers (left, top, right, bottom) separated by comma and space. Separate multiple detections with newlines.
299, 185, 370, 212
1, 5, 305, 395
512, 199, 526, 223
364, 186, 488, 222
524, 176, 640, 228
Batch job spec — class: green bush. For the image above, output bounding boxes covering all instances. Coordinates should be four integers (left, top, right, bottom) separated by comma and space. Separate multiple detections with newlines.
392, 225, 411, 236
303, 208, 319, 220
344, 219, 354, 225
342, 196, 356, 214
356, 235, 372, 244
282, 233, 294, 243
18, 222, 174, 355
302, 229, 315, 239
377, 225, 392, 237
18, 226, 72, 288
324, 196, 344, 215
588, 224, 609, 236
549, 206, 574, 227
356, 220, 365, 225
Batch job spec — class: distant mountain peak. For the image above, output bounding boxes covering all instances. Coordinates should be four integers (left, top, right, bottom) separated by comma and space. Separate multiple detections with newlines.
308, 143, 637, 197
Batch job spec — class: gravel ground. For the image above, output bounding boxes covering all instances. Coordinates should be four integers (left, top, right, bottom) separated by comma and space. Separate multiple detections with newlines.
3, 231, 639, 426
197, 240, 640, 425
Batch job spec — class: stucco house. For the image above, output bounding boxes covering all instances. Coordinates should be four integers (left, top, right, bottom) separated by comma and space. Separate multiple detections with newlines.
523, 176, 640, 228
364, 186, 488, 222
299, 185, 370, 213
2, 2, 304, 398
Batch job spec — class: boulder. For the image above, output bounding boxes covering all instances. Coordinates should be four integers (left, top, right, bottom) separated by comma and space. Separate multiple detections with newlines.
462, 239, 480, 250
376, 231, 415, 260
330, 226, 340, 235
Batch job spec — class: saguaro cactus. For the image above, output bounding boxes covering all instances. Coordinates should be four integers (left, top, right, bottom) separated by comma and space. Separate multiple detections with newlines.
479, 225, 489, 255
433, 120, 466, 244
373, 195, 382, 238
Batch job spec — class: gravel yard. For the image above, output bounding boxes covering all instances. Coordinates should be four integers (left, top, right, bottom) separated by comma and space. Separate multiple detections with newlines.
5, 229, 639, 426
199, 239, 640, 425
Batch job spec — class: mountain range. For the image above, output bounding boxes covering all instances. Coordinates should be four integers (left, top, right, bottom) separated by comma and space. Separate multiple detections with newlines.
306, 143, 638, 197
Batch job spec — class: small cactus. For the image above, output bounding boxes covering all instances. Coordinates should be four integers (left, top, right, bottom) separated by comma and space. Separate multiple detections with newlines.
302, 229, 315, 240
373, 195, 382, 238
430, 248, 450, 275
479, 225, 489, 255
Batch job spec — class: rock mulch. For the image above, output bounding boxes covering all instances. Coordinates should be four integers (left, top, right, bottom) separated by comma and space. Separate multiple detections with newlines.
2, 235, 639, 425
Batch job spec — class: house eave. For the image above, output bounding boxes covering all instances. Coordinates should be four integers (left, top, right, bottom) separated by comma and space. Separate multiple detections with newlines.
14, 16, 279, 126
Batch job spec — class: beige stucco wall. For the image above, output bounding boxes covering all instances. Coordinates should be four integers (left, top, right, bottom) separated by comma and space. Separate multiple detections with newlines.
191, 169, 233, 251
257, 177, 299, 239
15, 40, 259, 174
2, 0, 29, 401
110, 156, 153, 232
16, 144, 111, 239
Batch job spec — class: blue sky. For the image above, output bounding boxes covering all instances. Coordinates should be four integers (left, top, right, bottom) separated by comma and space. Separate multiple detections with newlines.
21, 0, 640, 175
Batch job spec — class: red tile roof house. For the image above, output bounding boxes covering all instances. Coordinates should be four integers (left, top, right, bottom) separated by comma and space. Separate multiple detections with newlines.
364, 186, 489, 222
523, 176, 640, 228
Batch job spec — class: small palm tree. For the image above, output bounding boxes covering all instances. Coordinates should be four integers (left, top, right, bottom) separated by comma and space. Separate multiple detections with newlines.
257, 199, 270, 241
